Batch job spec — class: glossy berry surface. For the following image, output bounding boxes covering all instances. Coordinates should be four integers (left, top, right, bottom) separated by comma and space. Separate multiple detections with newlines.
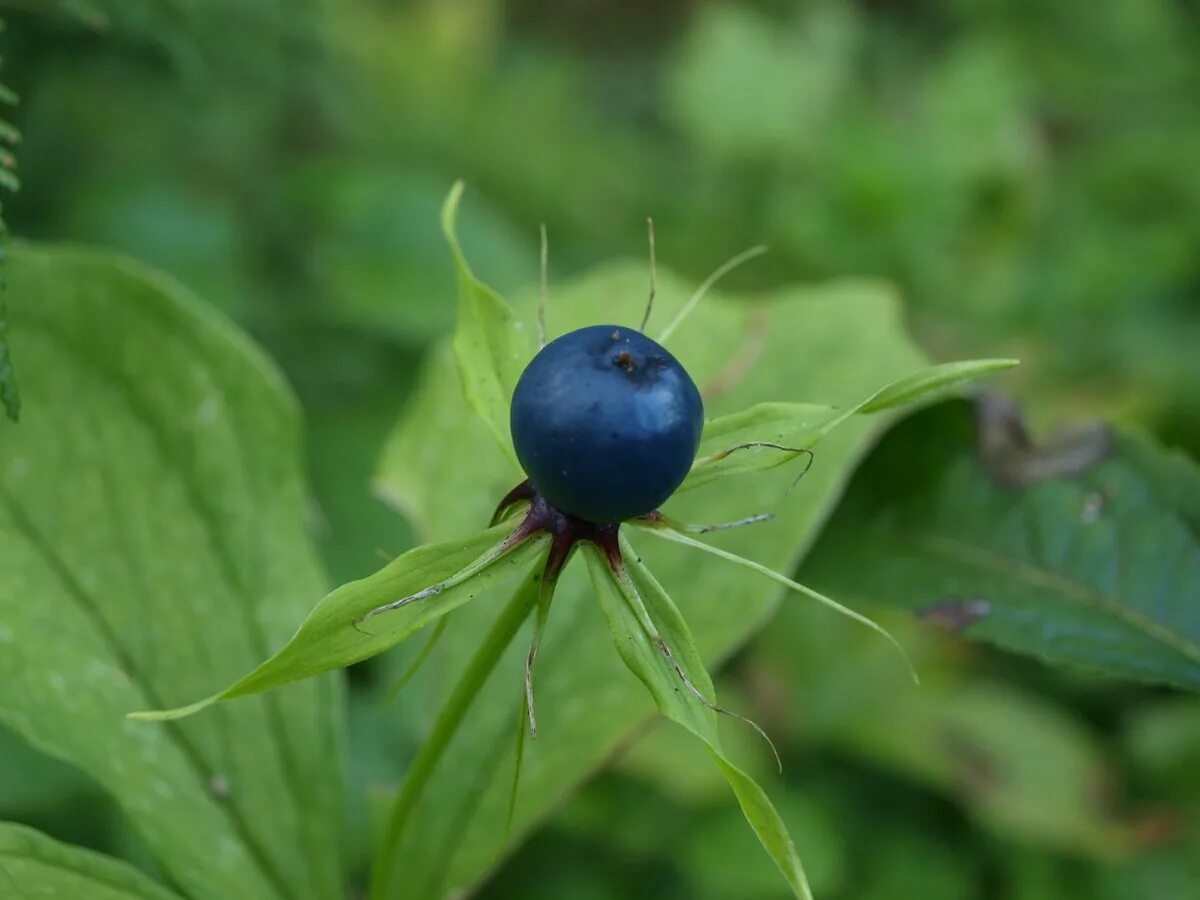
510, 324, 704, 523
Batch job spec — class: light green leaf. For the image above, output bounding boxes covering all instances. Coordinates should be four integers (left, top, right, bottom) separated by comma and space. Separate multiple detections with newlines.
854, 358, 1018, 414
683, 402, 840, 490
0, 822, 183, 900
684, 359, 1016, 490
585, 543, 812, 899
0, 245, 343, 900
372, 267, 930, 897
802, 399, 1200, 691
133, 527, 550, 720
442, 181, 532, 467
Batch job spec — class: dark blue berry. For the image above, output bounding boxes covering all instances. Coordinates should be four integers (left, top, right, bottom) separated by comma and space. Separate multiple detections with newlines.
510, 324, 704, 523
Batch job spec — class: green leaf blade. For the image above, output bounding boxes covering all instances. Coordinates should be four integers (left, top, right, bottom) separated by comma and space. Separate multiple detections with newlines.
684, 358, 1017, 490
802, 400, 1200, 691
0, 822, 184, 900
0, 245, 343, 900
855, 358, 1018, 414
441, 182, 532, 467
135, 527, 551, 719
584, 545, 813, 900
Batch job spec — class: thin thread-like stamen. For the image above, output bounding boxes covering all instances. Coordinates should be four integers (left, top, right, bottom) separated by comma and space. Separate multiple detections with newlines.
538, 224, 549, 347
637, 510, 776, 534
609, 556, 782, 771
639, 217, 657, 332
652, 634, 782, 774
634, 522, 919, 685
693, 442, 815, 492
659, 245, 768, 344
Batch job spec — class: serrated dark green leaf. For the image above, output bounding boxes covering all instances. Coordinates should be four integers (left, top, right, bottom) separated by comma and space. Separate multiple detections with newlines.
802, 399, 1200, 691
0, 822, 183, 900
0, 245, 343, 900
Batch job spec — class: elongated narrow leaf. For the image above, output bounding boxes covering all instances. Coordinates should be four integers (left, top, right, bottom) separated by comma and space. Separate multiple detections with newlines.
372, 267, 930, 898
0, 245, 342, 900
0, 822, 183, 900
802, 399, 1200, 691
856, 358, 1018, 414
584, 544, 812, 900
684, 358, 1017, 490
442, 182, 532, 467
135, 527, 550, 720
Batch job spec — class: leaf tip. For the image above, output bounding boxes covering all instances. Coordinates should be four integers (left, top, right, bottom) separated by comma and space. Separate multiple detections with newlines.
440, 179, 467, 246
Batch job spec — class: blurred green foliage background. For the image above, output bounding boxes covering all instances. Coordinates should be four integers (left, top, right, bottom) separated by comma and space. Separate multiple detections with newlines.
3, 1, 1199, 897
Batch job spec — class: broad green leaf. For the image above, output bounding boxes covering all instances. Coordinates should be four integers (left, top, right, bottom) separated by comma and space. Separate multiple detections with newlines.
442, 182, 532, 467
585, 542, 812, 899
134, 526, 550, 719
0, 245, 343, 900
802, 399, 1200, 691
0, 822, 183, 900
756, 591, 1135, 858
684, 359, 1016, 490
372, 267, 930, 897
832, 681, 1134, 857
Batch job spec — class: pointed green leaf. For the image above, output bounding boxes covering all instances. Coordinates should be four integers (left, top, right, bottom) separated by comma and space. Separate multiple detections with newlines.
802, 399, 1200, 691
855, 358, 1018, 414
0, 245, 343, 900
372, 268, 930, 898
442, 181, 532, 467
134, 526, 550, 719
0, 822, 184, 900
684, 358, 1017, 490
583, 544, 812, 900
683, 402, 840, 490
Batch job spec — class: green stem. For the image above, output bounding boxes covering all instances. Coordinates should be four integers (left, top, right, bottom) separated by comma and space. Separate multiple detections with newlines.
369, 560, 546, 900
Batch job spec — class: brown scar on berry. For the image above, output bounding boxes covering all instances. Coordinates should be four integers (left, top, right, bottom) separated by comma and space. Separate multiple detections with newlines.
614, 349, 636, 372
